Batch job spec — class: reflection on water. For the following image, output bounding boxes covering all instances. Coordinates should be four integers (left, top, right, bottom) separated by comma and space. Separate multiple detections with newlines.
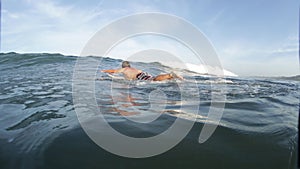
99, 92, 141, 116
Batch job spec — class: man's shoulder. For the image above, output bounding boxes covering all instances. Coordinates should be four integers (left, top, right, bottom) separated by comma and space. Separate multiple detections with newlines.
117, 68, 126, 72
124, 67, 140, 71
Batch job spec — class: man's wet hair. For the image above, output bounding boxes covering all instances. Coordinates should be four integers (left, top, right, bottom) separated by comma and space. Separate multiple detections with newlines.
122, 61, 131, 68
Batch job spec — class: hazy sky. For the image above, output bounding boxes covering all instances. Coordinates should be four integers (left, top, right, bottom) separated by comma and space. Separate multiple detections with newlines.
1, 0, 299, 76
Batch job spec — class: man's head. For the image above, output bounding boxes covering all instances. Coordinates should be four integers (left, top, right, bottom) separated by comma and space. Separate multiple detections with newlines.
122, 61, 131, 68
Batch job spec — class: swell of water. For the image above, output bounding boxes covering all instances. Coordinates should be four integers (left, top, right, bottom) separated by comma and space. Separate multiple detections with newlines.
0, 53, 298, 169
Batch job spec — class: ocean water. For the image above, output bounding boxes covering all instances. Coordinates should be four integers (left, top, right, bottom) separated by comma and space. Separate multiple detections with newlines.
0, 52, 298, 169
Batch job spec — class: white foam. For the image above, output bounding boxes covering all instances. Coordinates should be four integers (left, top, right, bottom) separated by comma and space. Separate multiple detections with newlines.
184, 63, 237, 77
159, 61, 238, 77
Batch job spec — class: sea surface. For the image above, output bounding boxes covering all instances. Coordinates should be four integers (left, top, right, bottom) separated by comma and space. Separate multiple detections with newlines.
0, 52, 298, 169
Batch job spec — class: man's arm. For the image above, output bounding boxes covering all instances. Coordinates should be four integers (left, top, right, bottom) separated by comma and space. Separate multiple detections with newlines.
101, 68, 124, 74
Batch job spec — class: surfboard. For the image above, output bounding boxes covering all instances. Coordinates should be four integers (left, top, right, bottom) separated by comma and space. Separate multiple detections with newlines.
106, 73, 125, 80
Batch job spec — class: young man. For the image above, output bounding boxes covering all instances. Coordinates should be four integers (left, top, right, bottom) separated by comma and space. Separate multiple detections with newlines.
101, 61, 183, 81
